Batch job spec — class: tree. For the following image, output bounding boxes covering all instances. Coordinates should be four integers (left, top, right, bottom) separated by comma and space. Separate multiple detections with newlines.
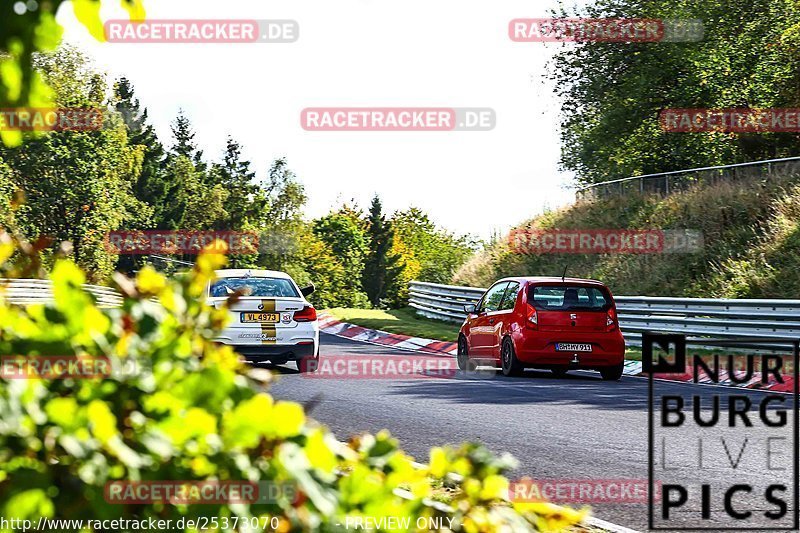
362, 195, 401, 306
313, 205, 370, 307
0, 0, 145, 146
550, 0, 800, 185
392, 207, 474, 284
0, 46, 150, 281
113, 77, 167, 227
169, 110, 206, 172
207, 137, 265, 229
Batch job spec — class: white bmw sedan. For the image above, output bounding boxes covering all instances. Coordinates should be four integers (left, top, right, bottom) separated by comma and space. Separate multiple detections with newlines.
207, 269, 319, 372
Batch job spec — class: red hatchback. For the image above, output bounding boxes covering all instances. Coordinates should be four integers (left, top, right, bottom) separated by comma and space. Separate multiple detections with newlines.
458, 277, 625, 380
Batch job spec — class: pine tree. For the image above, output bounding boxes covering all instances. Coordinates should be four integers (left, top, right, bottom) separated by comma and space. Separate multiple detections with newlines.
113, 77, 167, 227
362, 195, 402, 306
209, 136, 265, 229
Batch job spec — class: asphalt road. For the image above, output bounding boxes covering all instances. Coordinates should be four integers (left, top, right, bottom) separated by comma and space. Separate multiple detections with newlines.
268, 333, 796, 532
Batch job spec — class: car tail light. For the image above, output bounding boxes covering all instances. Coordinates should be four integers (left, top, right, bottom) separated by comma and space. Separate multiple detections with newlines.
294, 305, 317, 322
606, 308, 618, 331
526, 304, 538, 329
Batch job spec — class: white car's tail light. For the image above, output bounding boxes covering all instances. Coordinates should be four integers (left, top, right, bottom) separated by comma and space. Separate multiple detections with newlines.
294, 305, 317, 322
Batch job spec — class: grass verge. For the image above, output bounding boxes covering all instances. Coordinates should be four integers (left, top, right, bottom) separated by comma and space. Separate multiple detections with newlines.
325, 307, 461, 343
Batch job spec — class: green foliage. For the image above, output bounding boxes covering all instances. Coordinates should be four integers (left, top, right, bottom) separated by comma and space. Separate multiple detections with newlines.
454, 173, 800, 298
0, 0, 144, 147
327, 307, 460, 343
0, 31, 473, 306
208, 137, 266, 231
389, 208, 476, 305
391, 208, 474, 285
0, 47, 150, 281
313, 206, 370, 307
362, 196, 402, 307
113, 77, 168, 228
551, 0, 800, 184
0, 239, 584, 532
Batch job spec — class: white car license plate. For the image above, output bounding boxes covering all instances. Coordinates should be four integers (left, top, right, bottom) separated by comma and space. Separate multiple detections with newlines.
241, 312, 280, 323
555, 343, 592, 352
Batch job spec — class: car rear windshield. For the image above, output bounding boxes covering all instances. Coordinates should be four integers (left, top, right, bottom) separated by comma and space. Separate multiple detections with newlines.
210, 277, 299, 298
528, 285, 612, 312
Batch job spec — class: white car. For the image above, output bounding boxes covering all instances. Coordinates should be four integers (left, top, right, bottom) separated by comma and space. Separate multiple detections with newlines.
207, 269, 319, 372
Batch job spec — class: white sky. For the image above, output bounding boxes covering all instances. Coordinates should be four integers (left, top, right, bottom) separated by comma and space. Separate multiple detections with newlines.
57, 0, 578, 240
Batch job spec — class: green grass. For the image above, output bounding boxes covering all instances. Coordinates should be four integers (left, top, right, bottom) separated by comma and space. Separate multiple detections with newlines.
326, 307, 460, 342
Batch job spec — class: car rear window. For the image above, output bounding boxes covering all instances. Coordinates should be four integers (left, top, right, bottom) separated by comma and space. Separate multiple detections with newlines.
210, 277, 299, 298
528, 285, 611, 312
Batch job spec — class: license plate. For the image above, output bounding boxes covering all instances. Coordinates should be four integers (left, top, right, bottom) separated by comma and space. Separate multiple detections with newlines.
555, 343, 592, 352
240, 312, 280, 323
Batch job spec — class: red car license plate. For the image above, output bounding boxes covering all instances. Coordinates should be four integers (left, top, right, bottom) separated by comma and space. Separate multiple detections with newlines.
555, 343, 592, 352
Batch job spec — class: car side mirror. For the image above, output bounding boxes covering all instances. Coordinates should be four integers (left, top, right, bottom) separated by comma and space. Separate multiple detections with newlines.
464, 303, 476, 314
300, 284, 315, 297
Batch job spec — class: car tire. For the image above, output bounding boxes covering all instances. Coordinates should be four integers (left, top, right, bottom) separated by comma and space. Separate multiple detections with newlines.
501, 338, 524, 377
600, 363, 624, 381
296, 355, 319, 373
457, 335, 469, 371
551, 366, 569, 377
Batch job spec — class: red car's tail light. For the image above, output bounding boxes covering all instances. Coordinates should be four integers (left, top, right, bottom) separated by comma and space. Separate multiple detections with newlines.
526, 304, 538, 329
606, 308, 618, 331
294, 305, 317, 322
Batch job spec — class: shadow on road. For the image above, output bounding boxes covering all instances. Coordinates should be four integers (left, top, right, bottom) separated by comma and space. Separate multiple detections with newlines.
376, 367, 651, 410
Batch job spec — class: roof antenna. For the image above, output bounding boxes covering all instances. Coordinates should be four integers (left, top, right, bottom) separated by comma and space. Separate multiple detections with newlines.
561, 265, 567, 282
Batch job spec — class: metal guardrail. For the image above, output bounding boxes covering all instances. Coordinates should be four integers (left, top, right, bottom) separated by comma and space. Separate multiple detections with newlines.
0, 279, 123, 308
409, 281, 800, 350
576, 156, 800, 201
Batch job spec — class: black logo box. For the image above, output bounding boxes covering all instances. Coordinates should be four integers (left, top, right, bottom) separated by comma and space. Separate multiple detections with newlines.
645, 332, 799, 531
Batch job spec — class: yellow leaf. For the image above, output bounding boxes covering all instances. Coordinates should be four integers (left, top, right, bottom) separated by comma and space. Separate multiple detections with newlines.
0, 130, 22, 148
304, 429, 337, 473
480, 474, 508, 500
268, 401, 305, 438
429, 447, 447, 477
88, 400, 117, 444
136, 266, 166, 295
0, 233, 14, 265
121, 0, 146, 21
72, 0, 106, 42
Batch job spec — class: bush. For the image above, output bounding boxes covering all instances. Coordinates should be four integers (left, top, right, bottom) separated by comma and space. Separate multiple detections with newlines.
0, 235, 583, 532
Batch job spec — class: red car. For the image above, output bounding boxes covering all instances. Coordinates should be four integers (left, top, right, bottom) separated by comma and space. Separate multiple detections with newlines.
458, 277, 625, 380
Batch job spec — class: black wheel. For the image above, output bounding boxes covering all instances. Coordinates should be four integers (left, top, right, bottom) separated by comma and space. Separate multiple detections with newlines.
457, 335, 469, 371
551, 366, 569, 377
296, 355, 319, 373
501, 338, 524, 377
600, 363, 624, 381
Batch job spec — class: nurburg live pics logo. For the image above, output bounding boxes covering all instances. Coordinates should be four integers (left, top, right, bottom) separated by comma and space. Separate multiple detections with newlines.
644, 332, 799, 530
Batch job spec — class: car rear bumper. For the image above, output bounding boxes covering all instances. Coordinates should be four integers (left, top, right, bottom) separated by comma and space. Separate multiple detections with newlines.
514, 330, 625, 367
214, 336, 318, 363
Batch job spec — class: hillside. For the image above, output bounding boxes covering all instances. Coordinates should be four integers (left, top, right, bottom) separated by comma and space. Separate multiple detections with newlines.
453, 173, 800, 298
